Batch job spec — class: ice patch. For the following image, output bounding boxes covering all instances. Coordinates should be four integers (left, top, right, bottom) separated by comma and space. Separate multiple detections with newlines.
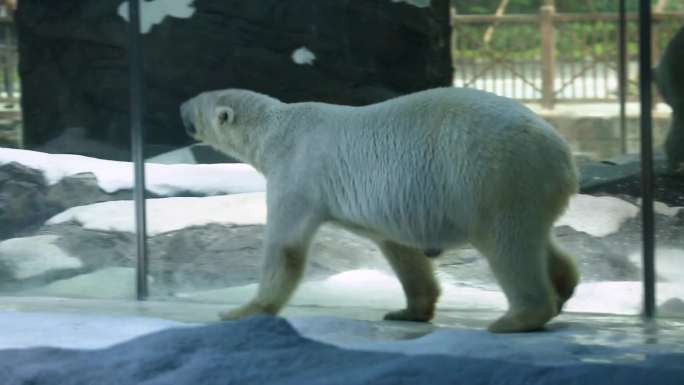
0, 311, 186, 349
118, 0, 195, 34
0, 235, 83, 280
0, 148, 266, 195
291, 46, 316, 65
556, 194, 639, 237
47, 193, 267, 235
22, 267, 148, 299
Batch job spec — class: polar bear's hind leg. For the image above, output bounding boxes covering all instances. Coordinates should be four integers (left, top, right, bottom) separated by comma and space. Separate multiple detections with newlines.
548, 240, 579, 312
473, 223, 558, 333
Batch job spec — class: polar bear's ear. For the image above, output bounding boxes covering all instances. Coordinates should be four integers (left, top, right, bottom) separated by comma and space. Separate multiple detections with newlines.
215, 106, 235, 126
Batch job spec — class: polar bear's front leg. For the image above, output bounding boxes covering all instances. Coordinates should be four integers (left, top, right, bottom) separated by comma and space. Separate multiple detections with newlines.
220, 198, 322, 321
219, 243, 308, 320
377, 241, 441, 322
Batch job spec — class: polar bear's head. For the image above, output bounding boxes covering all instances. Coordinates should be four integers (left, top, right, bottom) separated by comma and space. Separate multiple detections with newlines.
180, 89, 281, 163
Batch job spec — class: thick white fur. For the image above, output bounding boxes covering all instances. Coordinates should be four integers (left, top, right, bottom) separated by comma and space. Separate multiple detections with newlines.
180, 87, 580, 332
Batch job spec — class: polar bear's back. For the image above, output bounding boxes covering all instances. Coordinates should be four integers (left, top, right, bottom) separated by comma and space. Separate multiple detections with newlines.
288, 87, 577, 248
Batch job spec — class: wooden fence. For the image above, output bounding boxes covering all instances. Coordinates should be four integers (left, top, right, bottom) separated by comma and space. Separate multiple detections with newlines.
451, 6, 684, 108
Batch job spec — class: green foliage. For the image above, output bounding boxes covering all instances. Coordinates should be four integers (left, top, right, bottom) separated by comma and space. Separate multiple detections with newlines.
453, 17, 683, 62
451, 0, 684, 62
451, 0, 678, 15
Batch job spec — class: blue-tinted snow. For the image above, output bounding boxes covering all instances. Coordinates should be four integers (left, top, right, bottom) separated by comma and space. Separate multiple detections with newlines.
0, 315, 682, 385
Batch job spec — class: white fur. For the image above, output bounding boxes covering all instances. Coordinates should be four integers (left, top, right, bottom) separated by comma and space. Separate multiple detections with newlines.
180, 87, 580, 332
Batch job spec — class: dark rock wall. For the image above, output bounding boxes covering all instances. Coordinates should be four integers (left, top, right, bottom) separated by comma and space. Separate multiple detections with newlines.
16, 0, 452, 157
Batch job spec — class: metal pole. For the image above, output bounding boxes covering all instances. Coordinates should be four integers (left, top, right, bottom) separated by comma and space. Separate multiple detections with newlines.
128, 0, 148, 300
638, 0, 656, 319
618, 0, 627, 154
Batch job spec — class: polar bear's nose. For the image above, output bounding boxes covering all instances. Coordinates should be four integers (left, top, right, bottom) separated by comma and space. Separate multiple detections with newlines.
184, 119, 197, 137
180, 103, 197, 137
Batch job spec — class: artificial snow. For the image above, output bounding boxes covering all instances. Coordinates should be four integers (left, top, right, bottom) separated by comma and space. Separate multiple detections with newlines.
47, 193, 267, 235
176, 268, 507, 311
291, 46, 316, 65
556, 194, 639, 237
118, 0, 195, 34
0, 235, 83, 280
176, 268, 684, 316
0, 148, 266, 196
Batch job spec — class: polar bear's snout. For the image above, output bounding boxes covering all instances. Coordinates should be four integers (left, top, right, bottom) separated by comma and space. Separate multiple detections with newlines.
180, 101, 198, 138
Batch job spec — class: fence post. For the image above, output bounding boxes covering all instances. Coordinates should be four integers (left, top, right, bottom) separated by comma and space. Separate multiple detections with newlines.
540, 0, 556, 109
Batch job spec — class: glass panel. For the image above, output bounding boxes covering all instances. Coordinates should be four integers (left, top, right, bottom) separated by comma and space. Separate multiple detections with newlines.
653, 1, 684, 319
134, 0, 658, 327
0, 2, 137, 301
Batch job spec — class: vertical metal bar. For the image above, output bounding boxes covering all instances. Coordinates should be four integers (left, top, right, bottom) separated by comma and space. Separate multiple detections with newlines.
618, 0, 628, 153
128, 0, 148, 300
638, 0, 656, 319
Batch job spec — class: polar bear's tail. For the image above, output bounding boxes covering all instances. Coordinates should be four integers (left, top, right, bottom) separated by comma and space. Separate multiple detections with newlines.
547, 238, 579, 312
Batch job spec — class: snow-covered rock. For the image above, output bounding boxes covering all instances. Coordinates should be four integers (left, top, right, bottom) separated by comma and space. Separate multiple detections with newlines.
0, 148, 265, 196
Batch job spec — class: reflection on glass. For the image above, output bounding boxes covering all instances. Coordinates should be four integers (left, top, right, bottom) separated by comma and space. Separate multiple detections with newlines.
0, 2, 137, 301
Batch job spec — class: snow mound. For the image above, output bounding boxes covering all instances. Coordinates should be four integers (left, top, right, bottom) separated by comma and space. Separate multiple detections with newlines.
556, 194, 639, 237
0, 235, 83, 280
47, 193, 267, 235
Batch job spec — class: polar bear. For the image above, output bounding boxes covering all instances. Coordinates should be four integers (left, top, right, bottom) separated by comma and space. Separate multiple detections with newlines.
180, 87, 580, 333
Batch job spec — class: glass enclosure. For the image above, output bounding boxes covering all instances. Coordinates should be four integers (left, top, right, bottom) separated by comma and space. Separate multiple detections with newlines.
0, 0, 682, 323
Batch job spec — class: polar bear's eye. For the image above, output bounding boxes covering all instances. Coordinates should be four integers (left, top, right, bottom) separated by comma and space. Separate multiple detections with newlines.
218, 111, 230, 125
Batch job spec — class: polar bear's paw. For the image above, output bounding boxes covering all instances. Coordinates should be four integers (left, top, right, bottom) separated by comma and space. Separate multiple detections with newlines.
219, 301, 277, 321
383, 308, 434, 323
487, 306, 555, 333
